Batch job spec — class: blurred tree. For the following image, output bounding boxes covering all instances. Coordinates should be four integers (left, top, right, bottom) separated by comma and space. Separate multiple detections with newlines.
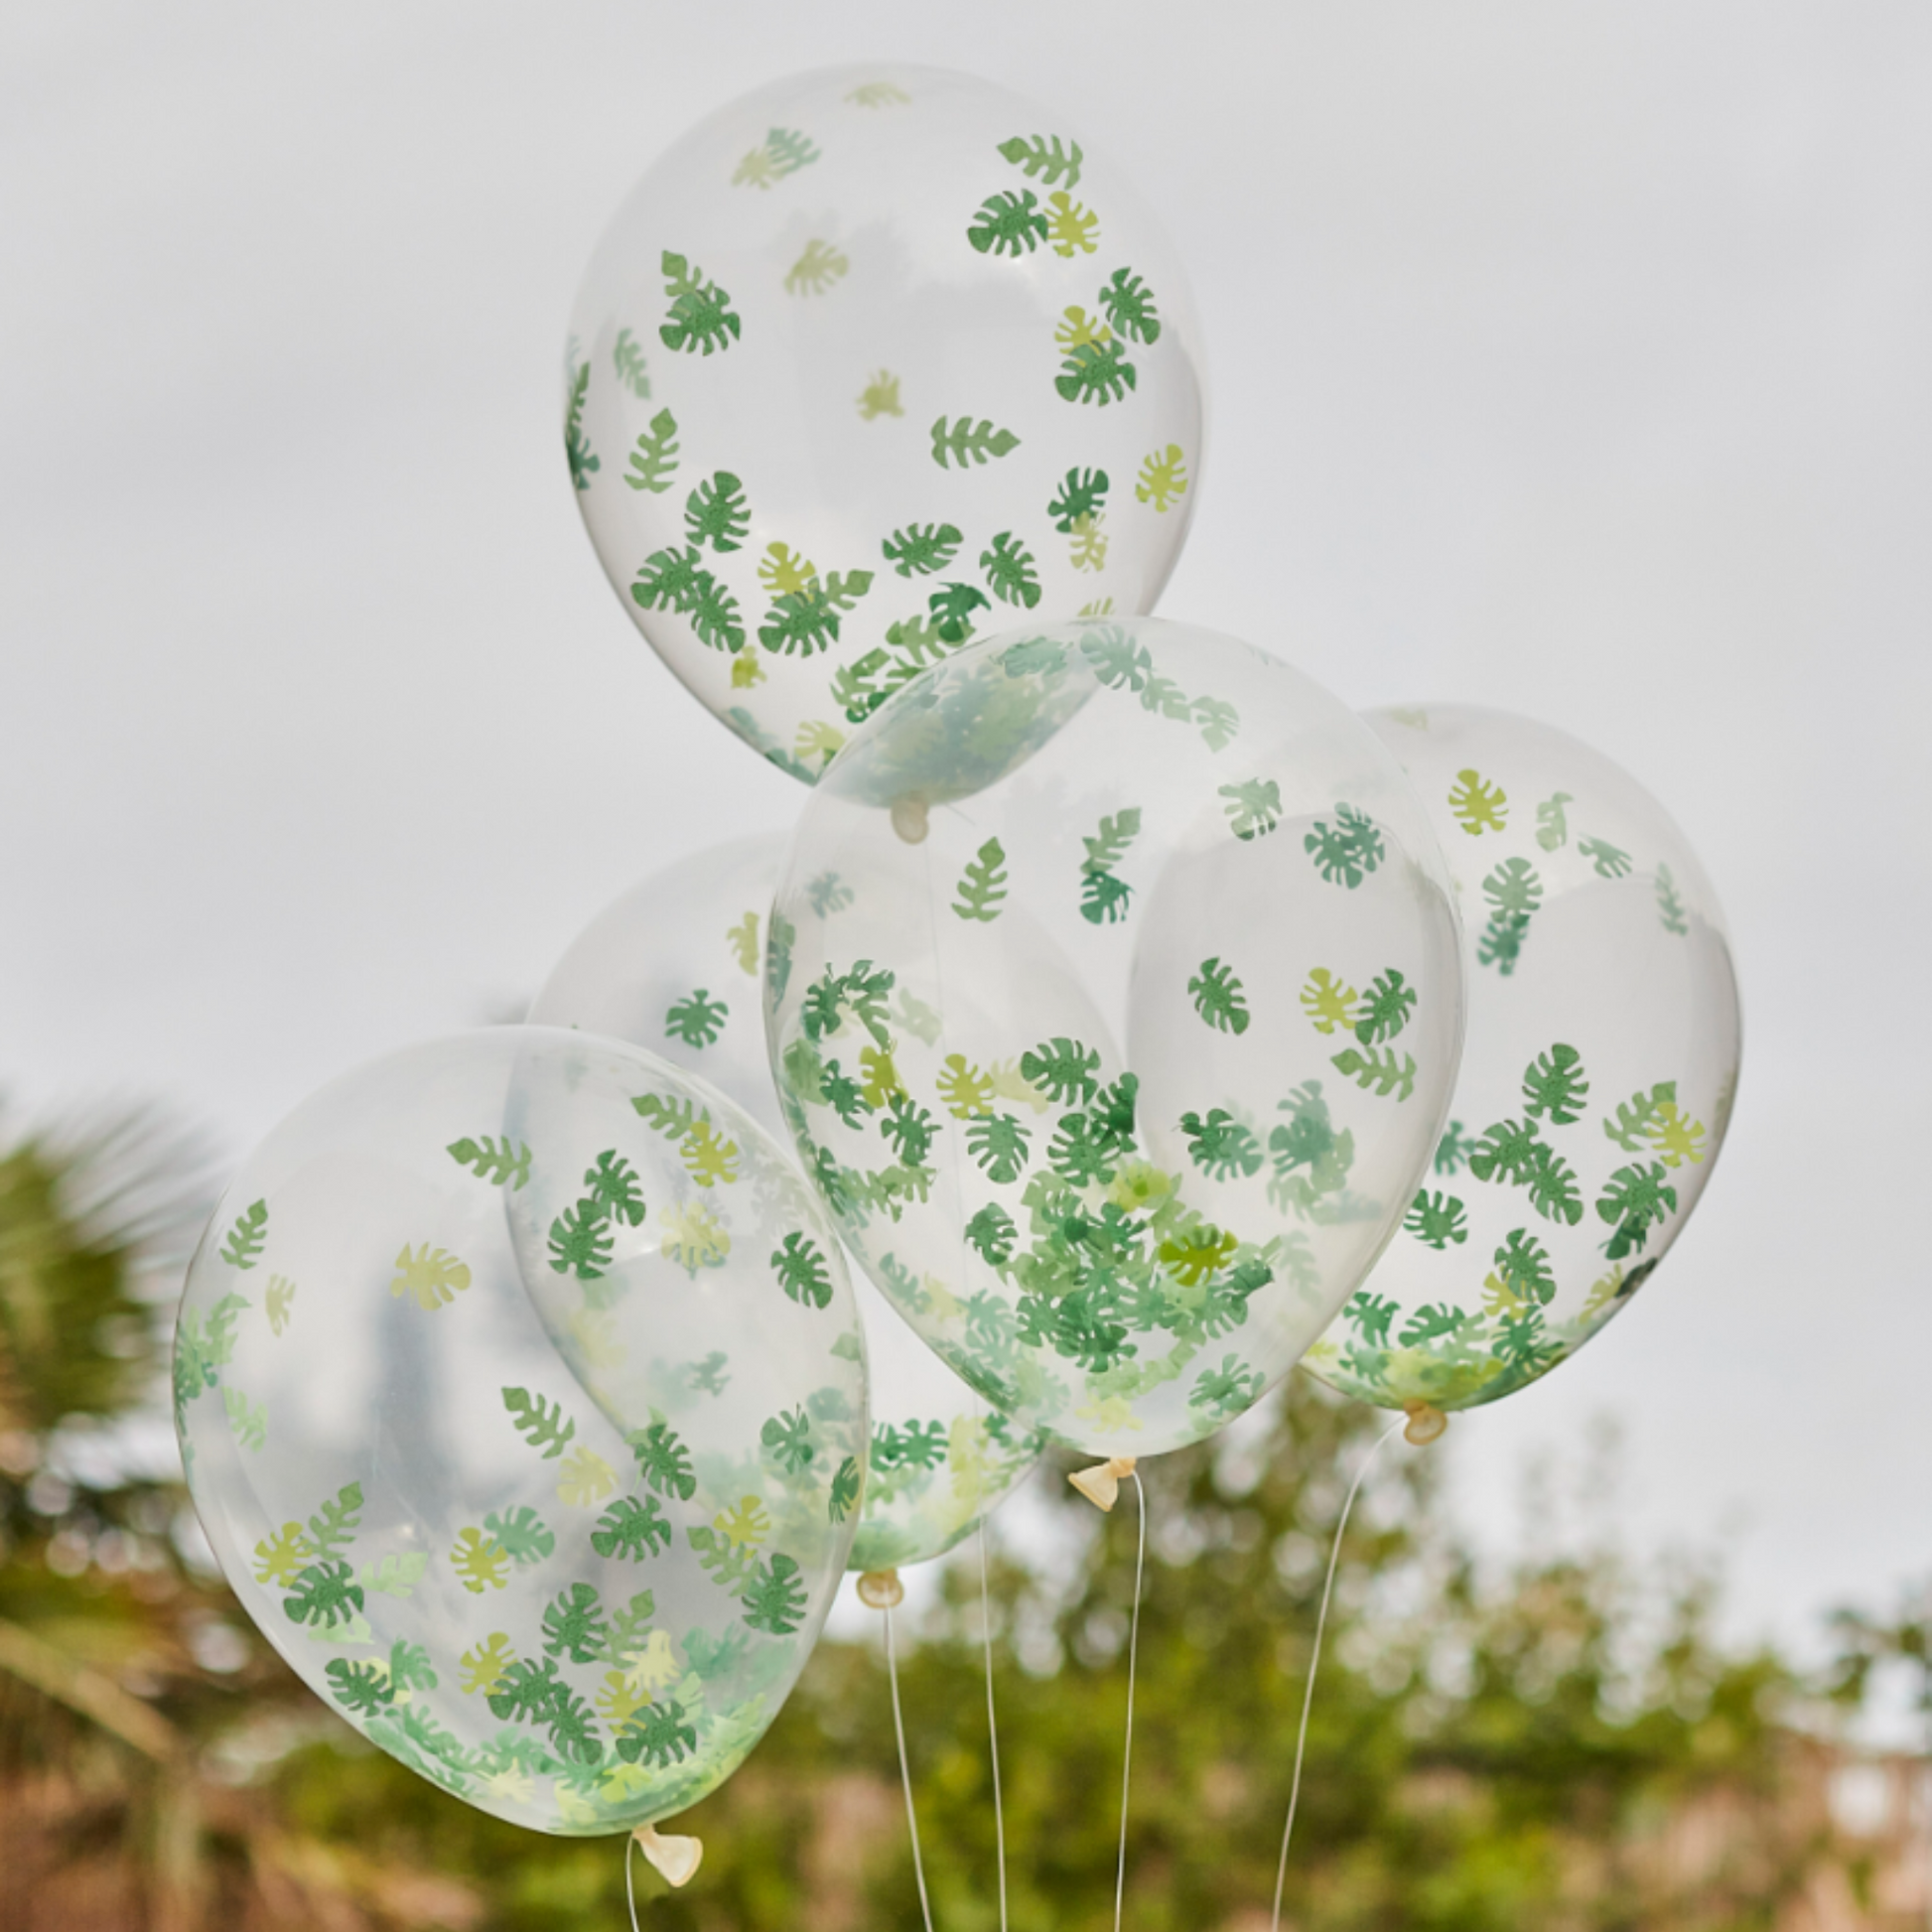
0, 1105, 1882, 1930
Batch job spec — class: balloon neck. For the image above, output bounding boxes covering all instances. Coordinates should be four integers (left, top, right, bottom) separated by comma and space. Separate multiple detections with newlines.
632, 1823, 703, 1887
1069, 1454, 1138, 1512
1402, 1400, 1449, 1447
891, 796, 930, 844
856, 1568, 904, 1609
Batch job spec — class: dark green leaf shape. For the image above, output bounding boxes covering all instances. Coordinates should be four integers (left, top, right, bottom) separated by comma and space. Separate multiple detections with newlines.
547, 1202, 612, 1280
1098, 267, 1162, 345
965, 1201, 1018, 1265
326, 1658, 394, 1717
1188, 958, 1251, 1035
1355, 970, 1419, 1045
591, 1495, 672, 1562
1054, 339, 1137, 406
659, 249, 741, 354
771, 1231, 834, 1309
967, 1113, 1030, 1183
1493, 1228, 1556, 1306
1047, 466, 1109, 531
684, 471, 751, 552
1523, 1043, 1590, 1125
285, 1561, 363, 1629
1597, 1163, 1678, 1260
1021, 1037, 1102, 1105
967, 188, 1048, 256
743, 1552, 809, 1634
1404, 1189, 1468, 1249
761, 1406, 814, 1474
616, 1699, 696, 1767
1180, 1108, 1264, 1180
581, 1150, 645, 1226
307, 1481, 364, 1560
1467, 1118, 1545, 1186
665, 988, 730, 1047
541, 1582, 610, 1664
1602, 1081, 1678, 1152
879, 1092, 938, 1166
882, 521, 962, 576
980, 531, 1041, 609
1399, 1302, 1474, 1346
501, 1386, 577, 1459
627, 1421, 697, 1501
829, 1455, 862, 1522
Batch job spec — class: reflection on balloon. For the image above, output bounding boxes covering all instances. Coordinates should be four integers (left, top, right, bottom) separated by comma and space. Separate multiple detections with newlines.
527, 835, 1046, 1573
174, 1029, 865, 1837
1302, 705, 1741, 1415
568, 64, 1207, 783
767, 617, 1466, 1460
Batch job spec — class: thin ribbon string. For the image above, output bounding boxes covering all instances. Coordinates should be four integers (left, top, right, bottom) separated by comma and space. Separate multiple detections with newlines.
885, 1599, 937, 1932
1113, 1469, 1148, 1932
980, 1522, 1010, 1932
1269, 1416, 1408, 1932
624, 1832, 638, 1932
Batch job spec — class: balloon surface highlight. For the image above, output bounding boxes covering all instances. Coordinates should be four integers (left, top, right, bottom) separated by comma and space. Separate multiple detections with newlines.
568, 64, 1206, 783
766, 618, 1466, 1458
528, 837, 1046, 1572
1302, 706, 1741, 1412
174, 1030, 866, 1836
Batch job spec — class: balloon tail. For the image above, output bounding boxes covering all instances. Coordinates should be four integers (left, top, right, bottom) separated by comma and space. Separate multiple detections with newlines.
1113, 1469, 1147, 1932
981, 1523, 1009, 1932
632, 1823, 702, 1889
1403, 1399, 1449, 1446
1070, 1453, 1138, 1512
885, 1600, 936, 1932
1268, 1416, 1408, 1932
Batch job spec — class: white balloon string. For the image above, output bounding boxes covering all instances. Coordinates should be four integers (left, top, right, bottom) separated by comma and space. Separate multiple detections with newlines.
624, 1829, 639, 1932
980, 1521, 1009, 1932
1113, 1468, 1147, 1932
885, 1600, 937, 1932
1268, 1415, 1407, 1932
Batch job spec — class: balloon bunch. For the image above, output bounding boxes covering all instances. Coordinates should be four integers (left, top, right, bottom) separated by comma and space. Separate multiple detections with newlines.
174, 61, 1740, 1904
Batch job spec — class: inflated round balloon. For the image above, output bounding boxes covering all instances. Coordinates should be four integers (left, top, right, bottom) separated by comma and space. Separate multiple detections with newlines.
567, 63, 1206, 784
765, 617, 1465, 1458
1301, 706, 1741, 1413
173, 1030, 866, 1836
528, 835, 1046, 1573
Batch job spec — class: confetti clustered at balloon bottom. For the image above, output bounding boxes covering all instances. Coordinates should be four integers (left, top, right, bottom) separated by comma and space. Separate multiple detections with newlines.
174, 1030, 867, 1836
568, 64, 1207, 783
766, 617, 1467, 1461
1302, 706, 1741, 1412
526, 836, 1046, 1573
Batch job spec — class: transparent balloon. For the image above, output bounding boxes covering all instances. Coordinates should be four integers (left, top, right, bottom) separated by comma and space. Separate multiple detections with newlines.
528, 836, 1046, 1572
568, 63, 1207, 783
766, 618, 1465, 1459
173, 1030, 866, 1837
1302, 706, 1741, 1413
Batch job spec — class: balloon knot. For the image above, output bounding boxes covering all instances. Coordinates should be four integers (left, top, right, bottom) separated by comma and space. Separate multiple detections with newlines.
633, 1823, 703, 1888
1068, 1454, 1138, 1511
890, 796, 930, 844
1402, 1400, 1449, 1447
856, 1568, 904, 1609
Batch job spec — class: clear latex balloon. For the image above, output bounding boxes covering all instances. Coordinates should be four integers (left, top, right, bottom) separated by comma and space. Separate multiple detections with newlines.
568, 63, 1206, 783
1301, 706, 1741, 1413
765, 618, 1465, 1459
173, 1030, 866, 1837
528, 835, 1046, 1573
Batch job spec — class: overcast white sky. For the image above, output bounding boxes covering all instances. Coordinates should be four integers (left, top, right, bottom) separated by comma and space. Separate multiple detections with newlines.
5, 3, 1929, 1676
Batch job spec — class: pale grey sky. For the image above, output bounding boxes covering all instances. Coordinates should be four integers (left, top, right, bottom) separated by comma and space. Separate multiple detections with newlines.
5, 3, 1929, 1669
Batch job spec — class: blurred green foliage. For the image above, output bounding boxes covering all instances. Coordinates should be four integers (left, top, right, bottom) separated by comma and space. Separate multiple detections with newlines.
0, 1107, 1907, 1929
